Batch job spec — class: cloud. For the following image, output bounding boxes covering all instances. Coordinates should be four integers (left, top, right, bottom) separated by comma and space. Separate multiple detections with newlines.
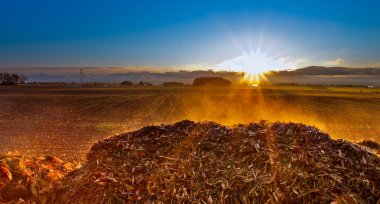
324, 58, 345, 66
371, 62, 380, 68
178, 63, 212, 70
350, 61, 380, 68
364, 61, 380, 68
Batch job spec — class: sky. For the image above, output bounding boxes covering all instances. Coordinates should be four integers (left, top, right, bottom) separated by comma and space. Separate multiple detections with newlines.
1, 0, 380, 70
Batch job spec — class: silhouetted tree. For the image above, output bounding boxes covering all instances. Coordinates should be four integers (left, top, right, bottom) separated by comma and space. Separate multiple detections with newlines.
0, 73, 27, 85
137, 81, 153, 86
120, 81, 134, 86
193, 77, 231, 87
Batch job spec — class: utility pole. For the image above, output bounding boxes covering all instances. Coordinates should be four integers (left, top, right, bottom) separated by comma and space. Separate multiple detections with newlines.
242, 72, 246, 87
80, 68, 83, 86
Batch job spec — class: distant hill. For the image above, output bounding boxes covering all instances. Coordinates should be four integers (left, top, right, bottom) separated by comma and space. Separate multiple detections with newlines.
275, 66, 380, 76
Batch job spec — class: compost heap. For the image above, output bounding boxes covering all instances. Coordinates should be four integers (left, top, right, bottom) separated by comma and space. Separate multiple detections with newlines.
0, 153, 80, 203
46, 120, 380, 204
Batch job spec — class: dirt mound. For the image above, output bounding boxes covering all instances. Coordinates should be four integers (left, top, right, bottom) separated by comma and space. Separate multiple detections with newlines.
44, 120, 380, 203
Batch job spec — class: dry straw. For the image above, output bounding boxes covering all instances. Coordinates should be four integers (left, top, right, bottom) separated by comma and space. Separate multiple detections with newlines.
47, 120, 380, 204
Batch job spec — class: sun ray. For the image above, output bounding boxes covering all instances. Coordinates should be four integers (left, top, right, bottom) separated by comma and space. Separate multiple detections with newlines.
217, 46, 297, 85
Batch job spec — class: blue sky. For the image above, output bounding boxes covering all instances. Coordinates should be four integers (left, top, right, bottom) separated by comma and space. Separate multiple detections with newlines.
1, 0, 380, 69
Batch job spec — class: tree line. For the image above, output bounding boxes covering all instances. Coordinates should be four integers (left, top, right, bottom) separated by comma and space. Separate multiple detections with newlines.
0, 73, 27, 85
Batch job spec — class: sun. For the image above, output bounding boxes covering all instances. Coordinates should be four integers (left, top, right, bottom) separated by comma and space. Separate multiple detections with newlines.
216, 49, 274, 84
216, 48, 297, 84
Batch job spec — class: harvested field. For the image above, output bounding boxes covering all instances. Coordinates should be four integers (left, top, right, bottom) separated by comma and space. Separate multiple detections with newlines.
49, 121, 380, 203
1, 86, 379, 161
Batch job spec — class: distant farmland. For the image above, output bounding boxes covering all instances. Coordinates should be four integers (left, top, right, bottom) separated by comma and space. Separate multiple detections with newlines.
0, 85, 379, 161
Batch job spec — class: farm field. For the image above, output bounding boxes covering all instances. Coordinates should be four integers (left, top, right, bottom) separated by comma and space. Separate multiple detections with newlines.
1, 85, 379, 161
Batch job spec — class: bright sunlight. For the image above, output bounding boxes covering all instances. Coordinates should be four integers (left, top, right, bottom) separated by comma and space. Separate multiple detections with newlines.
216, 48, 298, 83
